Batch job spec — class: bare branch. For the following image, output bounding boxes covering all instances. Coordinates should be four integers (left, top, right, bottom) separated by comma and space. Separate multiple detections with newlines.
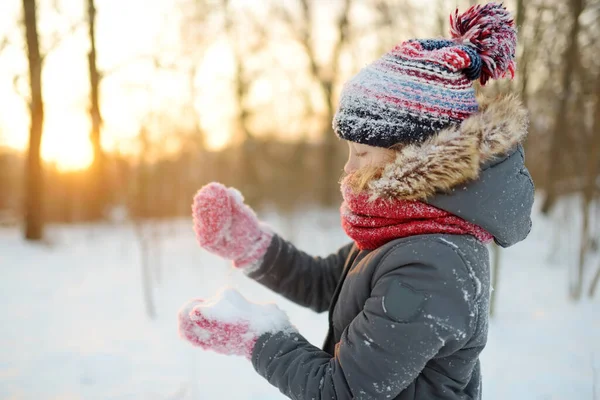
0, 19, 23, 56
274, 0, 322, 81
591, 258, 600, 297
12, 73, 28, 101
40, 20, 84, 64
0, 36, 10, 54
330, 0, 351, 81
101, 54, 176, 77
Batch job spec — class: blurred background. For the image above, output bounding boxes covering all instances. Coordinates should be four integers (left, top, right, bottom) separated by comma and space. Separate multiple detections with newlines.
0, 0, 599, 399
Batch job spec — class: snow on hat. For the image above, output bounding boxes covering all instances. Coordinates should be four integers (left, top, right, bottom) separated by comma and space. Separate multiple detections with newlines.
333, 2, 517, 148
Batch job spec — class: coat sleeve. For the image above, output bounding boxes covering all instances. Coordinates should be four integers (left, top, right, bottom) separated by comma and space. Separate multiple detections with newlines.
246, 235, 355, 313
251, 242, 477, 400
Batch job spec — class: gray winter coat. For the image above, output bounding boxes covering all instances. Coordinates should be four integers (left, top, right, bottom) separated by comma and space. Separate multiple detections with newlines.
247, 96, 534, 399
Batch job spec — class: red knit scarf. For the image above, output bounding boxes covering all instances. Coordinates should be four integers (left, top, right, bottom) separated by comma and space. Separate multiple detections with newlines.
341, 185, 493, 250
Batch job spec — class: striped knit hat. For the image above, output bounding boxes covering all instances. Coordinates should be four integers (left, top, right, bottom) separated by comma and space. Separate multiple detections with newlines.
333, 2, 517, 148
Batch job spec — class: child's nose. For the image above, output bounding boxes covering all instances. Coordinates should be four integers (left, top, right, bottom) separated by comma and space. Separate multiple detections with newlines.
344, 159, 355, 175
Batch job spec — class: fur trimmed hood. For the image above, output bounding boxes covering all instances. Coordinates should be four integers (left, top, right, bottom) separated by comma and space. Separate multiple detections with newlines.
356, 94, 534, 248
367, 95, 529, 201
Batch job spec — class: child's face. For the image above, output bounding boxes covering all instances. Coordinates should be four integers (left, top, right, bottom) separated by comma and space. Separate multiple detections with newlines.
344, 142, 394, 175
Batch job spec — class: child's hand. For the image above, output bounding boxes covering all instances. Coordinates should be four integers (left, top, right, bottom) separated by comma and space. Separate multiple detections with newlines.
192, 182, 272, 269
178, 288, 294, 359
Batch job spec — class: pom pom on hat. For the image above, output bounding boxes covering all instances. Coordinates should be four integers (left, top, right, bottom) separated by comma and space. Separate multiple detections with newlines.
450, 2, 517, 85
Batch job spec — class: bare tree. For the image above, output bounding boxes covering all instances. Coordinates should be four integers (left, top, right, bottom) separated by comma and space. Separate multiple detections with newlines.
515, 2, 547, 109
178, 0, 211, 151
22, 0, 45, 241
0, 132, 9, 215
0, 35, 10, 54
370, 0, 418, 56
220, 0, 268, 205
489, 243, 502, 317
185, 63, 205, 151
278, 0, 353, 206
131, 125, 158, 319
10, 0, 83, 238
513, 0, 527, 101
86, 0, 106, 220
0, 37, 13, 216
585, 67, 600, 299
542, 0, 586, 214
436, 0, 448, 36
590, 261, 600, 299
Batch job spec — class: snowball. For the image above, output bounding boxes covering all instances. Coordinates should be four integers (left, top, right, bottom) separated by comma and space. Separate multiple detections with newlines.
192, 288, 293, 336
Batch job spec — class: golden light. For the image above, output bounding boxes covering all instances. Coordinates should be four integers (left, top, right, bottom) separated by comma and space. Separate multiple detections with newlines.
41, 114, 94, 172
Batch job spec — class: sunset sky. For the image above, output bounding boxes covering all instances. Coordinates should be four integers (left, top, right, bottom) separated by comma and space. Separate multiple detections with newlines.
1, 0, 207, 170
0, 0, 454, 171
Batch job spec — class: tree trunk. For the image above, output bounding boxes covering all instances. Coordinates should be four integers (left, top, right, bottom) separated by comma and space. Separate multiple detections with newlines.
87, 0, 105, 220
576, 198, 591, 300
234, 54, 260, 204
0, 152, 9, 211
22, 0, 44, 241
517, 4, 544, 110
321, 82, 340, 207
541, 0, 584, 214
489, 243, 501, 317
320, 0, 350, 207
221, 0, 261, 205
515, 0, 525, 29
436, 0, 447, 37
576, 100, 599, 299
514, 0, 527, 103
277, 0, 351, 207
585, 73, 600, 298
589, 261, 600, 298
188, 65, 205, 151
136, 223, 156, 319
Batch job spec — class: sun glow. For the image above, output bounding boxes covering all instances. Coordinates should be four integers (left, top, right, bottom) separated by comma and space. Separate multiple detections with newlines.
41, 115, 94, 172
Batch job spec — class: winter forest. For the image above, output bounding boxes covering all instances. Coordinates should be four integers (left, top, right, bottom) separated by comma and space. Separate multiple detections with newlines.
1, 0, 599, 399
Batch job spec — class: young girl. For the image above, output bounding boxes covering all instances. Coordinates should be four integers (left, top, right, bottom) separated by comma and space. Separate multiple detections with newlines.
178, 3, 534, 399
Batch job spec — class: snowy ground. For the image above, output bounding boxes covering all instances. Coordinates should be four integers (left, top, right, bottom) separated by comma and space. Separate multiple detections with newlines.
1, 204, 599, 400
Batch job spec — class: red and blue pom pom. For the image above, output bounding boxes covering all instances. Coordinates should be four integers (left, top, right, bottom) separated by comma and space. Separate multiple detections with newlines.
450, 2, 517, 85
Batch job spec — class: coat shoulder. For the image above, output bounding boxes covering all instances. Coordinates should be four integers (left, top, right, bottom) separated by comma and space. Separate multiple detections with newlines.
370, 234, 490, 302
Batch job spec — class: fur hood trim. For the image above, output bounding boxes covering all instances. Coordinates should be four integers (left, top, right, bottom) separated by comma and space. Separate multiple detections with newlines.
367, 95, 528, 201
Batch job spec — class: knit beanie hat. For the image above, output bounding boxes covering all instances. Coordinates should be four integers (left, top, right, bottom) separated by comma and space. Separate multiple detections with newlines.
333, 2, 517, 148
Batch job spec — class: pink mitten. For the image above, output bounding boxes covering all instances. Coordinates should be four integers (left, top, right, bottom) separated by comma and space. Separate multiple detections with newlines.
178, 288, 294, 359
192, 182, 273, 270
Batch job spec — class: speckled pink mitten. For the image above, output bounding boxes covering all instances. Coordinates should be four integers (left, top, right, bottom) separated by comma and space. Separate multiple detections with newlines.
192, 182, 272, 270
178, 289, 293, 359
